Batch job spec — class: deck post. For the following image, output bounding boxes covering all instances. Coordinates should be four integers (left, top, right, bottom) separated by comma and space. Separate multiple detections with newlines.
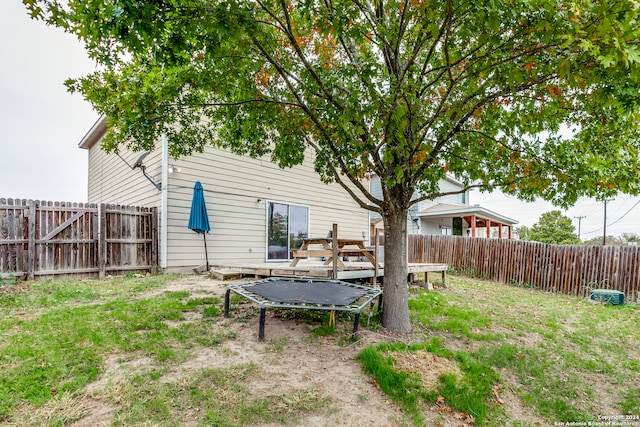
331, 223, 338, 279
373, 229, 380, 287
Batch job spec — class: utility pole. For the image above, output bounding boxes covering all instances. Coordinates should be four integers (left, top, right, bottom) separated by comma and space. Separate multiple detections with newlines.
574, 216, 586, 241
602, 199, 613, 245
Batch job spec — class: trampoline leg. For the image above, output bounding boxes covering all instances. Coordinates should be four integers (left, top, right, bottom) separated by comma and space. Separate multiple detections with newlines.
378, 294, 383, 314
224, 289, 231, 318
352, 312, 360, 339
258, 308, 267, 341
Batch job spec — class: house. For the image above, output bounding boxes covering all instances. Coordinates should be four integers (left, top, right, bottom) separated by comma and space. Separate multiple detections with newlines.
79, 117, 370, 272
369, 175, 518, 239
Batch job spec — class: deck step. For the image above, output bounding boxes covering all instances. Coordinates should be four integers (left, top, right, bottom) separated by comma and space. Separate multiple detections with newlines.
210, 269, 244, 280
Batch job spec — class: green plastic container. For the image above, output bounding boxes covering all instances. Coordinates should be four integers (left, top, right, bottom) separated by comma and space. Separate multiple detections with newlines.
590, 289, 624, 305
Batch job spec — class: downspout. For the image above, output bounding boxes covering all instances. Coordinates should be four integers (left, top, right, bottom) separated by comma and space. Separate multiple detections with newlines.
160, 133, 169, 269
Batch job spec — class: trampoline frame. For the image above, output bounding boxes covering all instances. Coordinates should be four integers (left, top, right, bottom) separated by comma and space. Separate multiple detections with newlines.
223, 277, 383, 341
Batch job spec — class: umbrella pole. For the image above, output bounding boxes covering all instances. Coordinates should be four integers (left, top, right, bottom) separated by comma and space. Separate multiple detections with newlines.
203, 233, 209, 272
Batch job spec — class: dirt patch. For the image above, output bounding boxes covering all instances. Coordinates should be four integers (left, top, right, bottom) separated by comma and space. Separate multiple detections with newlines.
391, 350, 463, 391
71, 396, 114, 427
67, 275, 553, 426
71, 276, 404, 426
497, 371, 547, 426
84, 354, 155, 395
0, 282, 29, 295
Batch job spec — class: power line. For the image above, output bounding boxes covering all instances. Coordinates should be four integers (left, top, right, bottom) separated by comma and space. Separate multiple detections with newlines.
581, 197, 640, 237
607, 198, 640, 227
580, 200, 600, 216
611, 195, 631, 216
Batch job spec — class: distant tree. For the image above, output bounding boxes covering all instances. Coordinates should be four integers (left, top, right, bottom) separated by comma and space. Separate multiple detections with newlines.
583, 233, 639, 246
621, 233, 640, 244
529, 211, 580, 245
515, 226, 531, 241
268, 212, 288, 248
583, 235, 618, 245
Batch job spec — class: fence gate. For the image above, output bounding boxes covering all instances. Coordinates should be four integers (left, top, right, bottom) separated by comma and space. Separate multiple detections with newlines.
0, 199, 158, 280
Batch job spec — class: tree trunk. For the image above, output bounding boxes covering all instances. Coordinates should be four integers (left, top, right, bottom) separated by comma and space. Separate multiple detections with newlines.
381, 207, 412, 332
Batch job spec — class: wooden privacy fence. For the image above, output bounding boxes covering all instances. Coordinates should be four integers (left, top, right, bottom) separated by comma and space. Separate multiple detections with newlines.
409, 235, 640, 301
0, 199, 158, 280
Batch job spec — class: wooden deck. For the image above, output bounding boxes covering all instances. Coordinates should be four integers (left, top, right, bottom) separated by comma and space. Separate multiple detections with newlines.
209, 261, 448, 284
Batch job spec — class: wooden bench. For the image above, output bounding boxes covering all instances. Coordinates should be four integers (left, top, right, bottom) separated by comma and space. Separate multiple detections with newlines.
291, 249, 333, 259
290, 237, 380, 269
407, 263, 448, 285
338, 249, 370, 257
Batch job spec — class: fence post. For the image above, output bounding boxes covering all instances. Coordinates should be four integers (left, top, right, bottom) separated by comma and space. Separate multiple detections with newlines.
27, 200, 36, 280
98, 204, 106, 278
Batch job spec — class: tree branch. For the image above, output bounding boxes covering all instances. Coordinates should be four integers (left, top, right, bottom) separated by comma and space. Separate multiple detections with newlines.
305, 137, 384, 213
250, 34, 378, 204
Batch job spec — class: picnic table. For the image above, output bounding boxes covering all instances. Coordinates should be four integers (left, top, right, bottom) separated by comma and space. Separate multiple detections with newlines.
290, 237, 380, 269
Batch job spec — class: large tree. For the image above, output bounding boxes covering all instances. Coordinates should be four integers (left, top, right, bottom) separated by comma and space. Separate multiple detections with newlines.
26, 0, 640, 331
529, 210, 581, 244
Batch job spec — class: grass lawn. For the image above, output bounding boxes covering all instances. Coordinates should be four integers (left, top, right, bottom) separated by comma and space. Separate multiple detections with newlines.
0, 274, 299, 426
0, 273, 638, 426
362, 274, 640, 426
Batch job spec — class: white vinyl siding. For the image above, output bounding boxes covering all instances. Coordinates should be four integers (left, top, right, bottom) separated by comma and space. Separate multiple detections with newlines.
87, 143, 162, 208
432, 178, 468, 206
83, 126, 369, 271
420, 219, 452, 235
369, 175, 468, 233
164, 146, 368, 268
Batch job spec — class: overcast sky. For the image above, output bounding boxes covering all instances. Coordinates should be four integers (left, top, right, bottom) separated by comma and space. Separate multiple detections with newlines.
1, 2, 638, 240
0, 2, 98, 202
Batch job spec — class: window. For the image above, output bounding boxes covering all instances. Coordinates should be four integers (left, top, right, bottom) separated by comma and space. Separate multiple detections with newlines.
267, 202, 309, 261
458, 191, 467, 204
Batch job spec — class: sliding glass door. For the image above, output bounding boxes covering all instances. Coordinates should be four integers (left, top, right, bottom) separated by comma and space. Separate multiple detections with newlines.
267, 202, 309, 261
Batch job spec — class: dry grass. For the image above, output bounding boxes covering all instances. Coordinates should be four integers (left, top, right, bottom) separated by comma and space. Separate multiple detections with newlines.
390, 350, 463, 391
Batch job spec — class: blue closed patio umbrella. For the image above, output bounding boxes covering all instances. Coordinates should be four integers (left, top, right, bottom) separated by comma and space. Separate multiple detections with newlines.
188, 181, 211, 271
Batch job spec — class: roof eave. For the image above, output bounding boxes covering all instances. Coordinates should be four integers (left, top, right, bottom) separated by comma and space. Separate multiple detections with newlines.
78, 115, 107, 150
417, 206, 519, 225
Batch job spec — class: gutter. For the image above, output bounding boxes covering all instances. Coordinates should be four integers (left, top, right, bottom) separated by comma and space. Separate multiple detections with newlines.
160, 133, 169, 268
78, 116, 107, 149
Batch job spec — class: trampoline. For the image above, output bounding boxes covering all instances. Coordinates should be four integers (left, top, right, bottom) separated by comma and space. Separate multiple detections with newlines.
223, 277, 383, 340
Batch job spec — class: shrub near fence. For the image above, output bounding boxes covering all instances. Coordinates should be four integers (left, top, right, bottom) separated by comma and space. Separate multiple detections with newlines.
0, 198, 158, 280
409, 235, 640, 302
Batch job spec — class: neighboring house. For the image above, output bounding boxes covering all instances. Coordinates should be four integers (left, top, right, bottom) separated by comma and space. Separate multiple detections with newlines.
79, 117, 369, 272
369, 175, 518, 239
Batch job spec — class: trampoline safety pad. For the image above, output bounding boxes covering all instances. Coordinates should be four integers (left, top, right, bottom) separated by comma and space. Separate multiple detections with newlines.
223, 277, 382, 341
